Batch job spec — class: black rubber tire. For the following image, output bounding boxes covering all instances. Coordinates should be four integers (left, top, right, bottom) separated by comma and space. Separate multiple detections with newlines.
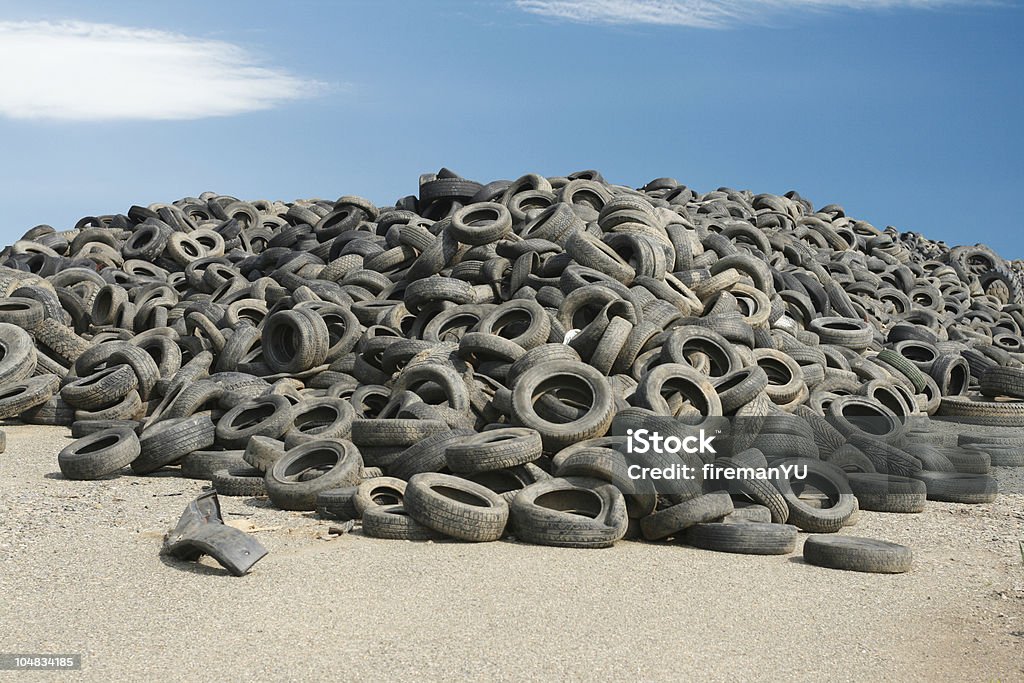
876, 349, 928, 393
21, 394, 75, 426
633, 362, 723, 417
943, 448, 991, 474
444, 428, 543, 473
0, 322, 38, 386
242, 436, 286, 472
449, 202, 513, 246
180, 450, 246, 480
57, 427, 140, 480
362, 505, 447, 541
0, 297, 45, 329
0, 374, 59, 419
910, 471, 998, 504
31, 318, 88, 365
477, 300, 552, 351
937, 395, 1024, 428
682, 522, 798, 555
793, 405, 847, 457
211, 467, 267, 497
846, 473, 927, 513
552, 443, 657, 518
215, 394, 295, 449
640, 491, 734, 541
822, 443, 878, 474
352, 417, 448, 448
713, 366, 769, 414
828, 395, 904, 444
771, 458, 857, 532
266, 439, 363, 511
979, 366, 1024, 400
751, 433, 819, 461
283, 397, 354, 449
969, 445, 1024, 467
803, 535, 913, 573
404, 472, 509, 542
711, 463, 790, 524
353, 476, 407, 516
808, 317, 874, 349
60, 364, 138, 410
73, 389, 144, 423
510, 476, 628, 548
263, 307, 330, 374
315, 486, 360, 520
511, 360, 615, 453
71, 419, 139, 439
387, 428, 477, 480
133, 412, 217, 475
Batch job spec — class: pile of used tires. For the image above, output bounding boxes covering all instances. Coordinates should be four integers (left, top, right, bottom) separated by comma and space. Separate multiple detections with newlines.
3, 168, 1023, 573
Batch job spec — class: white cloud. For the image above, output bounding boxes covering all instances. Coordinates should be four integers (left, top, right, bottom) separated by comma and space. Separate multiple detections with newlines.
0, 21, 323, 121
515, 0, 983, 28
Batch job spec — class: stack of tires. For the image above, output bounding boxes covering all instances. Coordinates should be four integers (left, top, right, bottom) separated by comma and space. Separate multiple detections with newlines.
0, 169, 1016, 569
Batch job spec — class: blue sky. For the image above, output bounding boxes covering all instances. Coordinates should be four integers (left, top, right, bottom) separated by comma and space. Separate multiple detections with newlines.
1, 0, 1022, 256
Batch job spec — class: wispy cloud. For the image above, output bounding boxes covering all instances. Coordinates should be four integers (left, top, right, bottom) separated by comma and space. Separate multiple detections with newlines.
515, 0, 983, 28
0, 21, 324, 121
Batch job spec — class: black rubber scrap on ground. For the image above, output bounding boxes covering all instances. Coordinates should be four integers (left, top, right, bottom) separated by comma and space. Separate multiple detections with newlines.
161, 490, 267, 576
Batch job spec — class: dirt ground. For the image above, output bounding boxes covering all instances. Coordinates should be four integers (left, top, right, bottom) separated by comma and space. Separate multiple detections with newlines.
0, 423, 1021, 681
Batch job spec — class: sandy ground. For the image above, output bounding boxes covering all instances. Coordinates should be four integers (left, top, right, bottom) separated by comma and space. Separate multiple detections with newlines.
0, 423, 1021, 681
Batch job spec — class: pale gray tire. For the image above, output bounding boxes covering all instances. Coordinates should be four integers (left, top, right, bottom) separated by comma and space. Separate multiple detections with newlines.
405, 472, 509, 542
803, 535, 912, 573
58, 427, 140, 480
719, 503, 772, 524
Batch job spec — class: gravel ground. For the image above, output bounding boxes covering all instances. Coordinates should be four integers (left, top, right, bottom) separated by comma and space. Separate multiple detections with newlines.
0, 423, 1021, 681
